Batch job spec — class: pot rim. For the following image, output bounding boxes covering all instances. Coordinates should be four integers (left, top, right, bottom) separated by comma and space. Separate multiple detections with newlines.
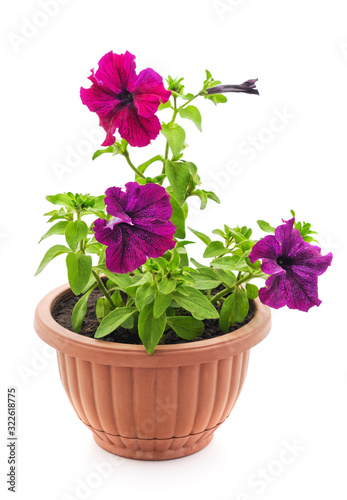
34, 283, 271, 367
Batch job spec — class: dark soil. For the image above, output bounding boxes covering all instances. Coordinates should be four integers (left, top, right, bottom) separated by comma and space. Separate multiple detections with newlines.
52, 288, 256, 345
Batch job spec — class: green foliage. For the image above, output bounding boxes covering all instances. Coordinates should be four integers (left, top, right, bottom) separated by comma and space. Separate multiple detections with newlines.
219, 288, 249, 333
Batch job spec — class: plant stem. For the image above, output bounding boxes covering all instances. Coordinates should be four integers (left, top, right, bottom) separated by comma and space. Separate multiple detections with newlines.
210, 273, 258, 304
180, 91, 202, 109
123, 149, 146, 179
92, 270, 116, 310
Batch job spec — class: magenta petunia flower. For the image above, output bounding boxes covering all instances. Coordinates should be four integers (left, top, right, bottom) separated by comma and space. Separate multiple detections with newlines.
80, 51, 171, 148
249, 218, 332, 312
93, 182, 176, 274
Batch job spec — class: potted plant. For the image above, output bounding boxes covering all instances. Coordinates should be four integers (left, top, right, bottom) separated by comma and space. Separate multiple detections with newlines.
34, 50, 332, 461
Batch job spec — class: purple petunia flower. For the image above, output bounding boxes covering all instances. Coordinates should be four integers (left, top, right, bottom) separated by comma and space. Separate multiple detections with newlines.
93, 182, 176, 274
80, 51, 171, 148
249, 218, 332, 312
207, 79, 259, 95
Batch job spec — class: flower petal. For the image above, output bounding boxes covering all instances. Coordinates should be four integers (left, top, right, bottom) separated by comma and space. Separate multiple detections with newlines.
128, 223, 176, 258
131, 68, 171, 117
104, 187, 130, 219
124, 182, 172, 221
249, 234, 282, 275
105, 227, 147, 274
93, 51, 137, 94
275, 218, 304, 258
116, 105, 162, 147
93, 219, 122, 246
259, 274, 290, 309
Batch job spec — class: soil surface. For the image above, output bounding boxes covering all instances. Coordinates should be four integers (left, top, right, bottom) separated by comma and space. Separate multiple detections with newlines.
52, 288, 256, 345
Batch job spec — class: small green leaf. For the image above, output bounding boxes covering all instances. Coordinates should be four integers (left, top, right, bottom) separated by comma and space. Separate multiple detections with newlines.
188, 227, 211, 245
35, 245, 70, 275
153, 292, 173, 319
203, 241, 229, 258
173, 286, 219, 320
178, 105, 202, 132
191, 189, 208, 209
71, 285, 96, 333
214, 269, 236, 288
219, 288, 249, 333
65, 220, 88, 251
66, 253, 92, 295
193, 268, 222, 290
158, 100, 172, 111
39, 221, 69, 243
92, 145, 119, 160
165, 160, 190, 205
205, 94, 228, 105
257, 220, 275, 233
205, 191, 220, 204
135, 282, 156, 311
96, 297, 112, 321
138, 303, 166, 354
161, 123, 186, 157
158, 276, 177, 294
166, 316, 204, 340
246, 283, 259, 299
46, 193, 74, 207
95, 307, 136, 338
170, 194, 186, 239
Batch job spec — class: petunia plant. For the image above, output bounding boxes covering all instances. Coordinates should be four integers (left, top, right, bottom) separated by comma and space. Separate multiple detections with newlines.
36, 50, 332, 354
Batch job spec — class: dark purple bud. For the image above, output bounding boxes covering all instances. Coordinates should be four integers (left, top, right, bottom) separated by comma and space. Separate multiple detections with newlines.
207, 79, 259, 95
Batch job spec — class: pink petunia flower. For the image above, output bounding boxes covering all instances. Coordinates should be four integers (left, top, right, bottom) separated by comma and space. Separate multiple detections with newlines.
249, 218, 333, 311
80, 51, 171, 148
93, 182, 176, 274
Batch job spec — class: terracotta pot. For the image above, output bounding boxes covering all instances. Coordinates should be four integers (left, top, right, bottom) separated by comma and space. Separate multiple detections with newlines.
34, 283, 271, 461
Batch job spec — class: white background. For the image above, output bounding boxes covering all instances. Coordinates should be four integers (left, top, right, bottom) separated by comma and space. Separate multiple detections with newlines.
1, 0, 346, 498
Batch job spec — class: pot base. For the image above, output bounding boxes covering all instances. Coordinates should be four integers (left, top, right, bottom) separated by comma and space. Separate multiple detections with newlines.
92, 429, 215, 461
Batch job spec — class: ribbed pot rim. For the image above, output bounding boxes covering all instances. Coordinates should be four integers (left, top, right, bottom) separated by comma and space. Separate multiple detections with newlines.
34, 283, 271, 368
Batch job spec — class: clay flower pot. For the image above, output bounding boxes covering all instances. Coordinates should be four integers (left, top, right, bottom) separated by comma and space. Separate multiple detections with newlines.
34, 283, 271, 461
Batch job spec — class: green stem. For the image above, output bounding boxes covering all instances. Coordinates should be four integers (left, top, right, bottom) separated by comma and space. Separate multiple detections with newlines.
210, 273, 259, 304
123, 149, 146, 179
92, 270, 116, 310
180, 91, 203, 109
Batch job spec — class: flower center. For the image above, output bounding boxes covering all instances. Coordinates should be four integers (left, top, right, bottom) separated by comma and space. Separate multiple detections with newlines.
118, 89, 133, 104
277, 256, 292, 268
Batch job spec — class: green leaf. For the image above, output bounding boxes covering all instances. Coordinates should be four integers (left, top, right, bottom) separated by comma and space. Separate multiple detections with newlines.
35, 245, 71, 275
178, 105, 202, 132
158, 275, 177, 294
135, 282, 156, 311
219, 288, 249, 333
65, 220, 88, 251
214, 269, 236, 288
170, 194, 186, 239
205, 94, 228, 105
173, 286, 219, 320
96, 297, 112, 321
66, 253, 92, 295
46, 193, 74, 207
39, 221, 69, 243
257, 220, 275, 233
71, 285, 96, 333
205, 191, 220, 204
246, 283, 259, 299
165, 160, 190, 206
95, 307, 136, 339
138, 303, 167, 354
190, 258, 205, 268
193, 268, 222, 290
188, 227, 211, 245
166, 316, 204, 340
203, 241, 229, 258
191, 189, 208, 209
211, 255, 249, 271
158, 100, 172, 111
161, 123, 186, 157
153, 292, 173, 319
137, 155, 163, 174
92, 145, 119, 160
